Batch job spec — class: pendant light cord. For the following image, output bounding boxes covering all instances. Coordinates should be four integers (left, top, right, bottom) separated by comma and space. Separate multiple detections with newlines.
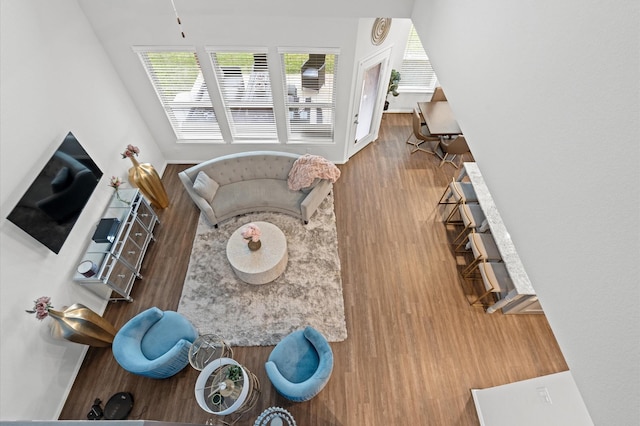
170, 0, 185, 38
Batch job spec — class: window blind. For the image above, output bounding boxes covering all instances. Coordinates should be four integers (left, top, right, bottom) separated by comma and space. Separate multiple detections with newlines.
208, 50, 277, 141
280, 51, 338, 142
398, 25, 437, 92
135, 49, 221, 140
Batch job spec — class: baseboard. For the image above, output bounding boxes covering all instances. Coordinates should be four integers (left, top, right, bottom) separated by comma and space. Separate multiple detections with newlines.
55, 344, 90, 419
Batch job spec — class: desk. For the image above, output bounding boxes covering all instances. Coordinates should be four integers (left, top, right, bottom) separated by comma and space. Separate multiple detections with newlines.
458, 163, 541, 314
418, 101, 462, 136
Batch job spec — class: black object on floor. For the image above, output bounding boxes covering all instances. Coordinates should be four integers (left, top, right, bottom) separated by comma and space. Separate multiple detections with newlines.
103, 392, 134, 420
86, 398, 103, 420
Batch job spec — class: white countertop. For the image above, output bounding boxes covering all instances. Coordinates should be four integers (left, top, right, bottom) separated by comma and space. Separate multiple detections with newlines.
460, 163, 536, 296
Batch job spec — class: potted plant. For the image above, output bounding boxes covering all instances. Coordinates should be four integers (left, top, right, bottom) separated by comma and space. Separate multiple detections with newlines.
226, 365, 242, 382
384, 69, 401, 111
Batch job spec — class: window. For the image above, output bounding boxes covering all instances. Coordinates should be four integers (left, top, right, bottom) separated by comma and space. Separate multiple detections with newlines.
280, 50, 339, 142
398, 25, 437, 92
208, 50, 277, 141
136, 47, 340, 144
135, 48, 221, 140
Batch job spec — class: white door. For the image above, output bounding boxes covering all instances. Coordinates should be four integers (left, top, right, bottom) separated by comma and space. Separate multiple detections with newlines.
347, 49, 392, 158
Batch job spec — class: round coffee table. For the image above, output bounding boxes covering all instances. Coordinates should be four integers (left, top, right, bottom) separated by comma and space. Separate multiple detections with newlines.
226, 221, 288, 285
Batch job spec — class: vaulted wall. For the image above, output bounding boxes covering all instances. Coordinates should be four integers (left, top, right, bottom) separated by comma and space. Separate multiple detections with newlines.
0, 0, 166, 418
412, 0, 639, 424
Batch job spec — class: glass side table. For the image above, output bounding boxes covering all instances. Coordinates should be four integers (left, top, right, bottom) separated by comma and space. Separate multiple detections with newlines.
189, 334, 233, 371
195, 358, 261, 425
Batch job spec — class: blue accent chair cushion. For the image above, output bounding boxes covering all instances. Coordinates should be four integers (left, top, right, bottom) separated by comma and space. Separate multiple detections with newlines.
265, 326, 334, 402
112, 307, 198, 379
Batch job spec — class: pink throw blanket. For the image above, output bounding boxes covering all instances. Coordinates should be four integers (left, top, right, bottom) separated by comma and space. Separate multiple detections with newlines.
288, 154, 341, 191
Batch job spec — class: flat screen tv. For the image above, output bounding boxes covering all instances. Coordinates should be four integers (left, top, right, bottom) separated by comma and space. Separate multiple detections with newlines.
6, 132, 103, 254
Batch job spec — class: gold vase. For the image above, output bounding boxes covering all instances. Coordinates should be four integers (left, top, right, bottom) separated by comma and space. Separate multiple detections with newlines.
128, 156, 169, 209
48, 304, 118, 347
248, 240, 261, 251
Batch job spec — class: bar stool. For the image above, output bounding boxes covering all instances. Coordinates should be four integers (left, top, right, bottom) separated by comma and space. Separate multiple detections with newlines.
467, 261, 513, 307
438, 179, 478, 223
456, 231, 502, 278
452, 203, 488, 245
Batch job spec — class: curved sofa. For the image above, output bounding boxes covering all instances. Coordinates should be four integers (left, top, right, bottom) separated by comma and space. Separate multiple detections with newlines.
178, 151, 333, 227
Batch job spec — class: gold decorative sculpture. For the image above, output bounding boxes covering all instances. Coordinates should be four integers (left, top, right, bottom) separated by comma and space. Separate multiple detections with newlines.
371, 18, 392, 45
122, 144, 169, 209
48, 304, 118, 347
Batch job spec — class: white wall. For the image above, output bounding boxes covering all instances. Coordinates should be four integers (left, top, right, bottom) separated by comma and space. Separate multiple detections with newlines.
412, 0, 640, 424
78, 0, 360, 164
77, 2, 419, 164
472, 371, 593, 425
0, 0, 164, 420
379, 18, 437, 114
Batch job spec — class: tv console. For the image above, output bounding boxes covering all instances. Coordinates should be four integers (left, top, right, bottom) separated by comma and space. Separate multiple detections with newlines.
74, 188, 158, 302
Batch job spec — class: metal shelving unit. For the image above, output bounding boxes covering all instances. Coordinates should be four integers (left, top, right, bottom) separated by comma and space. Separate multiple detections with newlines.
74, 188, 158, 302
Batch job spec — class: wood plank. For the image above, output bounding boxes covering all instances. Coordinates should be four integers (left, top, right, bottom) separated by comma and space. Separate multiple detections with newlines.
59, 113, 567, 425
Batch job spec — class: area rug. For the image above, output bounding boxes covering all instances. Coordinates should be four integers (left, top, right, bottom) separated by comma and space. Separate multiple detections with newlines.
178, 195, 347, 347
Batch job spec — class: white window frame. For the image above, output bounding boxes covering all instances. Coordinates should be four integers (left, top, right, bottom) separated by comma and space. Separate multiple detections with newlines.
133, 46, 222, 141
278, 47, 340, 144
206, 47, 278, 142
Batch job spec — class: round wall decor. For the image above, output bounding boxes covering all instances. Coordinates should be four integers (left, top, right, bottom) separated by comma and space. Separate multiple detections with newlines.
371, 18, 392, 45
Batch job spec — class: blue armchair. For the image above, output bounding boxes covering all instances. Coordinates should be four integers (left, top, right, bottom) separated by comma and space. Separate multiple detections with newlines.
265, 326, 334, 402
112, 307, 198, 379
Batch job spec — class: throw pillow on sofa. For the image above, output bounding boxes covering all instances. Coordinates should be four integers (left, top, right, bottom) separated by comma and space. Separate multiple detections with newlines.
193, 171, 219, 203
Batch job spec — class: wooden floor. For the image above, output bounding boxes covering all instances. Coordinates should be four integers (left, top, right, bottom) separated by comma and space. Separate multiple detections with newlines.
59, 113, 567, 425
